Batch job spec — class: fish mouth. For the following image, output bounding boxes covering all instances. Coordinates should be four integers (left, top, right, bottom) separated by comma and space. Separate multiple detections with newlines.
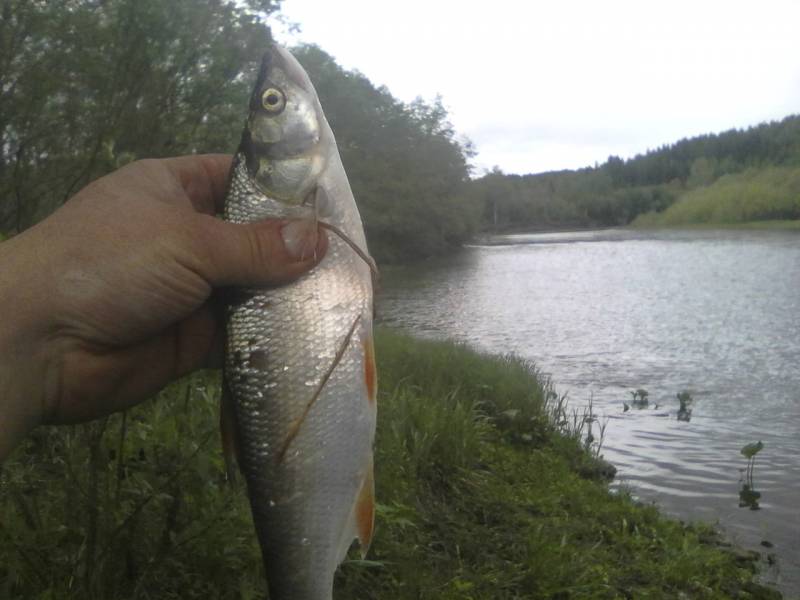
269, 44, 315, 93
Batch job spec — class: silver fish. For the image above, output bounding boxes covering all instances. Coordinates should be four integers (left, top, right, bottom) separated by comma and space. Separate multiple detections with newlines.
221, 45, 377, 599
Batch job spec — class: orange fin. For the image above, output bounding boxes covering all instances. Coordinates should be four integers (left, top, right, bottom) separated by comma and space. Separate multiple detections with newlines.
355, 457, 376, 557
220, 379, 239, 483
334, 456, 376, 564
362, 334, 377, 405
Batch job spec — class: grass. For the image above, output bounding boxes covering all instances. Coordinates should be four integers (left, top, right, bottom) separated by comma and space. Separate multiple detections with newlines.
631, 166, 800, 229
632, 219, 800, 231
0, 329, 782, 599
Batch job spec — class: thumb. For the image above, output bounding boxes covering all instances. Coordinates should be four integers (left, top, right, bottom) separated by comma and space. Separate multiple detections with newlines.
192, 216, 327, 287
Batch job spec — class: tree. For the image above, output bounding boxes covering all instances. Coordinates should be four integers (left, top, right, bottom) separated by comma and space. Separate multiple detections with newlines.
1, 0, 281, 233
292, 44, 477, 262
686, 157, 716, 188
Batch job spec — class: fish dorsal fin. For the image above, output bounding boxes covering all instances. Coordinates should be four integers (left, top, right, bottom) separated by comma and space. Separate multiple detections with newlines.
335, 456, 376, 565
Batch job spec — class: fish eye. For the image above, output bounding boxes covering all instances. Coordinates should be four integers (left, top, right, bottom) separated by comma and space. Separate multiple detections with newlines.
261, 88, 286, 113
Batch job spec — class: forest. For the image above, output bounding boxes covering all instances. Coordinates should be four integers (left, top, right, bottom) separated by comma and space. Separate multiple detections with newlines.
475, 115, 800, 232
1, 0, 798, 263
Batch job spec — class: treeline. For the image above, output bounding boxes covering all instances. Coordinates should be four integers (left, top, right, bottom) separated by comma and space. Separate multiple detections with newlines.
0, 0, 477, 263
477, 115, 800, 231
604, 115, 800, 188
3, 1, 799, 262
0, 0, 281, 231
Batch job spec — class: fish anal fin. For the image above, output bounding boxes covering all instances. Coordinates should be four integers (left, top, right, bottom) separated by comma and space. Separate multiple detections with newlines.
355, 457, 376, 557
334, 456, 376, 565
220, 379, 240, 483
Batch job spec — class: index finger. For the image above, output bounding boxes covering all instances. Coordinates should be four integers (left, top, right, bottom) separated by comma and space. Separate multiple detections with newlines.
163, 154, 233, 215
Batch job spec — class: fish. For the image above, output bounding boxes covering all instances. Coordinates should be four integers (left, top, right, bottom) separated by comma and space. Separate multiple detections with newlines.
221, 44, 377, 598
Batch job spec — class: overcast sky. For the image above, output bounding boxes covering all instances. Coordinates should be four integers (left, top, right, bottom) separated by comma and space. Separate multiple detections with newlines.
273, 0, 800, 176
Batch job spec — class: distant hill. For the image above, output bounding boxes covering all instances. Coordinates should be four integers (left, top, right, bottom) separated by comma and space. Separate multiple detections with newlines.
470, 114, 800, 231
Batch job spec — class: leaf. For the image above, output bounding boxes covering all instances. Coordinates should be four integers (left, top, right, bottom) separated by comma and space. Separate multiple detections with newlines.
740, 441, 764, 458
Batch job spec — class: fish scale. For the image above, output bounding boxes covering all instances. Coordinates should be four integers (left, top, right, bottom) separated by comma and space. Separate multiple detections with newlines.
222, 45, 376, 599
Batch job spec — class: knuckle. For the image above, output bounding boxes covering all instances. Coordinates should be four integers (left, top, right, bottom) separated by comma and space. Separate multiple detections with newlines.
244, 224, 278, 278
131, 157, 160, 172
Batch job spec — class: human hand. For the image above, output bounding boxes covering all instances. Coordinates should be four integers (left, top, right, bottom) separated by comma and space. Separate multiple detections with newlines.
0, 154, 326, 458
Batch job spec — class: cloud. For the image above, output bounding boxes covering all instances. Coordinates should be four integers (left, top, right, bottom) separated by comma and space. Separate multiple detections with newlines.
277, 0, 800, 174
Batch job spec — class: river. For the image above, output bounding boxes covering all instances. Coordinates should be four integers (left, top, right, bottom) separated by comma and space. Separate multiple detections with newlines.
378, 228, 800, 597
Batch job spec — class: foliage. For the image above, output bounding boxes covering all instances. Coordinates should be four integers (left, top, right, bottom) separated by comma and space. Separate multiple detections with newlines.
0, 0, 281, 232
632, 166, 800, 226
0, 330, 781, 599
471, 115, 800, 232
0, 375, 265, 599
602, 115, 800, 188
291, 45, 480, 263
0, 4, 478, 264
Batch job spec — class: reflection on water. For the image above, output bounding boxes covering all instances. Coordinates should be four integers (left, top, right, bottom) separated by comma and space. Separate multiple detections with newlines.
379, 229, 800, 596
740, 484, 763, 511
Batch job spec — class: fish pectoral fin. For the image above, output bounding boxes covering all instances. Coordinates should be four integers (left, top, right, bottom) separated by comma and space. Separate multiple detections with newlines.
318, 221, 379, 283
311, 184, 331, 217
335, 456, 375, 565
220, 379, 240, 484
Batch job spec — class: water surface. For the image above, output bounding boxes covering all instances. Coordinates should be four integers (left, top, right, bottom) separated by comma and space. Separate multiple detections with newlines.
379, 229, 800, 596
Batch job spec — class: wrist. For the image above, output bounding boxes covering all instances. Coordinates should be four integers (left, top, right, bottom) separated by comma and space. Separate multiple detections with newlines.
0, 365, 41, 460
0, 233, 56, 459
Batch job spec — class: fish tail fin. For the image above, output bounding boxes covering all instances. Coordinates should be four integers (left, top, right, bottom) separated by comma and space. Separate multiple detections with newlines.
220, 378, 240, 484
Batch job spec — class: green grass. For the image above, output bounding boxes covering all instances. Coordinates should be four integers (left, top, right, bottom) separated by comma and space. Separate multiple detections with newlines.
632, 166, 800, 228
0, 329, 781, 599
632, 219, 800, 231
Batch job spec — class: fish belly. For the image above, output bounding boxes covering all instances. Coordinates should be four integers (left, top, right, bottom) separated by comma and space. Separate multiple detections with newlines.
225, 240, 375, 599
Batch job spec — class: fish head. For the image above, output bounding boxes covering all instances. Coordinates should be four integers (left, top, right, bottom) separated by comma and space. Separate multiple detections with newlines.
239, 44, 328, 205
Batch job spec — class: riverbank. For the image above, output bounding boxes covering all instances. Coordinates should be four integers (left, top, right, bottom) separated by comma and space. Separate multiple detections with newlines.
0, 330, 782, 598
631, 219, 800, 231
347, 330, 782, 599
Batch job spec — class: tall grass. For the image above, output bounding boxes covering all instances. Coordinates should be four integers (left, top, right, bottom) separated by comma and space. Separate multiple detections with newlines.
0, 329, 781, 599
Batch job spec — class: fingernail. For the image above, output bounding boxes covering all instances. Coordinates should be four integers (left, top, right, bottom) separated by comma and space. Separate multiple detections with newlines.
280, 220, 319, 261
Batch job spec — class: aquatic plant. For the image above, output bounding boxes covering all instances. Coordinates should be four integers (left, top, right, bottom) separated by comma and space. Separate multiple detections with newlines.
677, 391, 693, 422
629, 388, 649, 408
739, 441, 765, 511
741, 440, 764, 476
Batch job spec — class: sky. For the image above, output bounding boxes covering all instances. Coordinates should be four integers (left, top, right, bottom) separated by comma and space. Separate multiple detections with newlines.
273, 0, 800, 176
